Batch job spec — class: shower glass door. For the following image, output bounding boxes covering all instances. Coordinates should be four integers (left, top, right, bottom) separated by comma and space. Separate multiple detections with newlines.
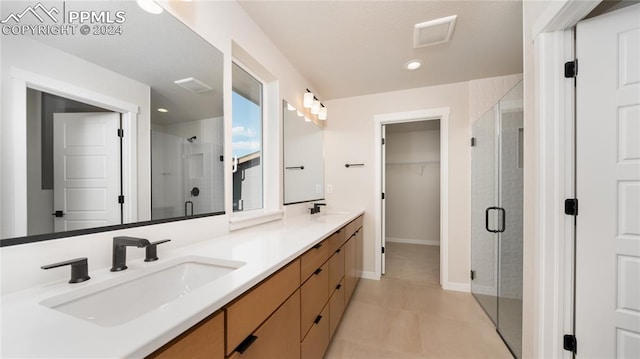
471, 105, 499, 325
471, 81, 523, 358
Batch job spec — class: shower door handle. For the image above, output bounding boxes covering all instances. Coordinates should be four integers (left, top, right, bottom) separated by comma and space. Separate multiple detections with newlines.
485, 207, 506, 233
497, 207, 506, 233
232, 156, 238, 173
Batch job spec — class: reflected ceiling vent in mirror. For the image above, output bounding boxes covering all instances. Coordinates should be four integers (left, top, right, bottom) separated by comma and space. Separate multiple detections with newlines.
174, 77, 213, 93
413, 15, 457, 48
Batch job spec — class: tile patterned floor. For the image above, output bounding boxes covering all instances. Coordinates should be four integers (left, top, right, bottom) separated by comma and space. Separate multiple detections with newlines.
325, 242, 513, 359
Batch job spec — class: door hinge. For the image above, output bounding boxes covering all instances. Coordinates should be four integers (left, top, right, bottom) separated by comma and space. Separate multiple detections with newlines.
117, 129, 124, 138
471, 137, 476, 147
382, 246, 385, 254
470, 270, 476, 280
381, 192, 385, 200
118, 195, 125, 204
564, 60, 578, 78
564, 198, 578, 216
382, 138, 385, 145
563, 334, 577, 353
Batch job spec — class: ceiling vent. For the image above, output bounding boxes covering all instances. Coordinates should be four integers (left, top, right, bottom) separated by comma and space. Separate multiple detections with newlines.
174, 77, 213, 93
413, 15, 457, 48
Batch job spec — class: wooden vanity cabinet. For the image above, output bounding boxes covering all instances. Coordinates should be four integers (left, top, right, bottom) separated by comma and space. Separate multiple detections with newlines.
149, 215, 364, 359
147, 310, 224, 359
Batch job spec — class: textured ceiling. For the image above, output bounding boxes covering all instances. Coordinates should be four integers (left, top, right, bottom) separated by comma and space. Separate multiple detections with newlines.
238, 0, 523, 100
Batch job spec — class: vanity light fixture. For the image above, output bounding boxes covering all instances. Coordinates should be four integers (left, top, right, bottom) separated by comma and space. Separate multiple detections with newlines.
136, 0, 163, 14
304, 116, 311, 123
157, 108, 168, 113
318, 105, 328, 120
297, 110, 304, 117
405, 60, 422, 71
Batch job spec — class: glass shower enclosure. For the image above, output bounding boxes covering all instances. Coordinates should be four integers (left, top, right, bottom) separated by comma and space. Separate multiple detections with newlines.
471, 81, 523, 357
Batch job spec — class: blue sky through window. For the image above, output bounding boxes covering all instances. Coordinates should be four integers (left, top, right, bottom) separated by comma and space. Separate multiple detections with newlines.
232, 91, 262, 158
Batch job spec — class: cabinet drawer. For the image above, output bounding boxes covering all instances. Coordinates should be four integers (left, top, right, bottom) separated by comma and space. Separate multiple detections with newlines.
355, 214, 363, 230
329, 279, 345, 340
301, 262, 329, 337
147, 310, 224, 359
301, 239, 329, 282
226, 259, 300, 356
329, 246, 345, 291
301, 304, 330, 359
229, 290, 301, 359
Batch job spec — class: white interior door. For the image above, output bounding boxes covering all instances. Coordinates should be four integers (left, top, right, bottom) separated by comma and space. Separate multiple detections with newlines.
53, 112, 121, 232
381, 124, 387, 275
576, 4, 640, 358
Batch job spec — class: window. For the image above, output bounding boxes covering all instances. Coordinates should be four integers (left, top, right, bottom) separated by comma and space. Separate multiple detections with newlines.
232, 62, 263, 212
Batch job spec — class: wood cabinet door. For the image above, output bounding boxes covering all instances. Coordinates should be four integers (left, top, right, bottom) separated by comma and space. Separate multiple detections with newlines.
301, 261, 329, 337
226, 259, 300, 355
147, 311, 224, 359
301, 304, 330, 359
344, 236, 357, 303
229, 290, 301, 359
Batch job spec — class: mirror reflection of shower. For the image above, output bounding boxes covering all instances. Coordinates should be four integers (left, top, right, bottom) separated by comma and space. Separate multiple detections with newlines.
151, 116, 224, 220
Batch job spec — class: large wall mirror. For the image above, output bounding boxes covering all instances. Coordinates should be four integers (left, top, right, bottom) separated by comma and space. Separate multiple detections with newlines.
0, 1, 224, 245
283, 100, 324, 204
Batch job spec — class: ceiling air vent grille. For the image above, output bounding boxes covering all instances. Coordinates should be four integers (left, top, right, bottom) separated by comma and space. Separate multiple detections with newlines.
413, 15, 457, 48
174, 77, 213, 93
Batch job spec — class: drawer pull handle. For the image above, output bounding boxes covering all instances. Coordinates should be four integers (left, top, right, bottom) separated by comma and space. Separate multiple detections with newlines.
313, 268, 323, 275
336, 248, 341, 253
314, 315, 323, 324
336, 284, 342, 290
235, 334, 258, 354
313, 243, 322, 250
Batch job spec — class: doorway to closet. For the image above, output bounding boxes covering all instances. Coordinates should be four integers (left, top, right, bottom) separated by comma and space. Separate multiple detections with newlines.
382, 120, 441, 284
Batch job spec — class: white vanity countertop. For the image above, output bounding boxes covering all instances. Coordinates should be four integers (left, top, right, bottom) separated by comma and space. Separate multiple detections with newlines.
0, 211, 363, 358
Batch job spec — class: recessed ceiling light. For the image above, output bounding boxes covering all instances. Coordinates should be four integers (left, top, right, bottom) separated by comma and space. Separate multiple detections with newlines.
157, 108, 168, 113
405, 60, 422, 71
136, 0, 163, 14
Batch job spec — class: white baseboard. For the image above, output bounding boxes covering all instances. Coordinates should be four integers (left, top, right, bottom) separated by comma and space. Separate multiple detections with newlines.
386, 237, 440, 246
442, 281, 471, 293
360, 271, 380, 280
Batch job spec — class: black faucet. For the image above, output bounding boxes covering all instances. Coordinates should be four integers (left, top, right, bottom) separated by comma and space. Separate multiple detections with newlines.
110, 236, 151, 272
309, 202, 327, 214
41, 257, 91, 284
144, 239, 171, 262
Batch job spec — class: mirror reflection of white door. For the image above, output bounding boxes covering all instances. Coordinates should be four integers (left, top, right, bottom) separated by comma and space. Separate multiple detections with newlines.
576, 4, 640, 358
53, 112, 121, 232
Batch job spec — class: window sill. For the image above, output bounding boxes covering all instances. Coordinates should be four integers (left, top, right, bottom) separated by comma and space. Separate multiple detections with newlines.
229, 209, 284, 231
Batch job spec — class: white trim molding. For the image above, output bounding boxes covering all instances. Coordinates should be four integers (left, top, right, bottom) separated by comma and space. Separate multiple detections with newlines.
373, 107, 450, 287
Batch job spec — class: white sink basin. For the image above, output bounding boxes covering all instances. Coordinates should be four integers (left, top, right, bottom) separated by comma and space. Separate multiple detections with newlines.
40, 256, 245, 327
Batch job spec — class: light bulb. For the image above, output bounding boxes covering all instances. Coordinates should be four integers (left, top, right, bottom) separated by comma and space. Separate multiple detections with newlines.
318, 107, 327, 120
303, 92, 314, 108
311, 100, 320, 115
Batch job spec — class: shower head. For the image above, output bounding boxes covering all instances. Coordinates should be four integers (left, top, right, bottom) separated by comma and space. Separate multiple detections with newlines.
187, 136, 197, 143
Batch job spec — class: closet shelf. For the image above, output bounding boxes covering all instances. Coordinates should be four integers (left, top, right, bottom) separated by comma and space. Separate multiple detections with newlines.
385, 160, 440, 166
